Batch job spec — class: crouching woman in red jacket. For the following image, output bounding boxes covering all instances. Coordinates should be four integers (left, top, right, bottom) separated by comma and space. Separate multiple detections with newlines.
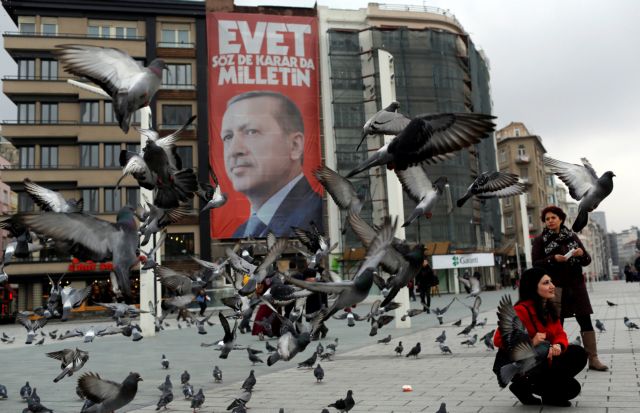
493, 267, 587, 407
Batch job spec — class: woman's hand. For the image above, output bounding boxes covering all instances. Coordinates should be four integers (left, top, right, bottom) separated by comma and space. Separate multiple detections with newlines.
573, 248, 584, 257
547, 343, 562, 359
532, 332, 547, 346
554, 254, 568, 262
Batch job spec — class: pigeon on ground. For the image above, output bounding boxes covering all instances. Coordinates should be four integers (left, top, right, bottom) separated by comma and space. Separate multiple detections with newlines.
265, 341, 277, 353
347, 113, 496, 177
156, 389, 173, 410
196, 167, 228, 213
439, 343, 452, 354
25, 397, 54, 413
46, 347, 90, 382
457, 323, 475, 336
405, 342, 421, 358
29, 387, 40, 403
461, 334, 478, 347
377, 335, 392, 344
180, 370, 190, 385
20, 381, 32, 400
433, 298, 456, 325
17, 314, 48, 344
435, 402, 448, 413
476, 317, 488, 327
227, 389, 251, 411
158, 375, 172, 393
452, 319, 462, 327
320, 349, 335, 361
482, 329, 496, 350
435, 330, 446, 344
1, 332, 15, 344
332, 311, 365, 327
0, 383, 6, 398
544, 156, 615, 232
297, 351, 318, 369
624, 317, 639, 330
48, 330, 58, 339
570, 335, 582, 346
314, 166, 364, 233
161, 354, 169, 369
595, 319, 606, 333
60, 285, 92, 321
77, 371, 142, 413
247, 349, 264, 365
20, 206, 140, 300
314, 364, 324, 382
395, 166, 447, 227
456, 171, 526, 207
326, 338, 339, 353
327, 390, 355, 412
182, 383, 194, 399
607, 300, 617, 306
195, 312, 217, 335
54, 44, 167, 133
24, 178, 83, 212
357, 101, 409, 150
34, 337, 45, 345
394, 341, 403, 356
213, 365, 223, 383
190, 388, 204, 412
241, 370, 256, 392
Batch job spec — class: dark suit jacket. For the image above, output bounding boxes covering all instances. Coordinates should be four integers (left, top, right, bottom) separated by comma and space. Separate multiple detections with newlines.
232, 176, 323, 238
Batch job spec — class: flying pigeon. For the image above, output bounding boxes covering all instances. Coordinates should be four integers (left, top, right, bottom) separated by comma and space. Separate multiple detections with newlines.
624, 317, 639, 330
347, 113, 496, 177
217, 311, 238, 359
17, 313, 48, 344
314, 364, 324, 382
266, 317, 312, 366
24, 178, 83, 212
595, 319, 606, 333
482, 329, 496, 350
314, 165, 365, 233
433, 298, 456, 325
357, 101, 409, 150
394, 341, 403, 356
77, 371, 142, 413
138, 203, 190, 246
233, 237, 289, 296
54, 44, 167, 133
161, 354, 169, 369
196, 167, 228, 213
405, 342, 421, 358
544, 156, 615, 232
213, 365, 222, 383
456, 171, 526, 207
140, 233, 166, 271
46, 347, 90, 382
458, 275, 481, 298
332, 311, 365, 327
395, 167, 448, 227
95, 302, 145, 321
327, 389, 355, 413
20, 206, 140, 300
195, 312, 217, 335
60, 285, 92, 321
34, 337, 45, 345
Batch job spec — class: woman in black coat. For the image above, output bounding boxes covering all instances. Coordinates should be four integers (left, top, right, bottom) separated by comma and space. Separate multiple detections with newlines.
531, 205, 607, 371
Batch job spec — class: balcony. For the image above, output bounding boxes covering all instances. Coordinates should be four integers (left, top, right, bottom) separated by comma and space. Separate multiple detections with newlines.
516, 154, 530, 164
3, 76, 79, 97
1, 120, 79, 140
3, 31, 145, 56
0, 164, 133, 187
156, 42, 196, 58
157, 83, 196, 100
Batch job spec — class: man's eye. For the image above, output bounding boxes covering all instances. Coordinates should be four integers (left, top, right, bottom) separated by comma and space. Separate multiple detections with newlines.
222, 134, 232, 141
246, 129, 258, 135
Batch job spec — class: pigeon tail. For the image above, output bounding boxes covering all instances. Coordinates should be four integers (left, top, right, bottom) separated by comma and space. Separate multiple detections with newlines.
153, 169, 198, 209
456, 194, 472, 207
572, 208, 589, 232
499, 362, 520, 388
267, 352, 281, 366
346, 148, 392, 178
402, 209, 422, 227
53, 367, 71, 383
115, 91, 131, 133
355, 130, 368, 152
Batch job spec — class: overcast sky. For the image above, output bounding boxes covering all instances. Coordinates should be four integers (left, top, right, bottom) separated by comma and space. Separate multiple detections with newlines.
1, 0, 638, 232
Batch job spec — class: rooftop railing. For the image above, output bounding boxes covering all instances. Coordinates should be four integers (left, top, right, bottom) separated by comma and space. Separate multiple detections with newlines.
3, 31, 145, 41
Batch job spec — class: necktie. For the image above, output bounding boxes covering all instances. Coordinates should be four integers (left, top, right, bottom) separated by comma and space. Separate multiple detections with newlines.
244, 214, 267, 237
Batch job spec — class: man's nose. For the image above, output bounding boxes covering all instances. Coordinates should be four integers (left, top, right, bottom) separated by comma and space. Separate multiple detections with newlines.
229, 132, 248, 156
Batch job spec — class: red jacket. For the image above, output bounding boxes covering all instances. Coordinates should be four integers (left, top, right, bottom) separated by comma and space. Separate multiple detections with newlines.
493, 300, 568, 351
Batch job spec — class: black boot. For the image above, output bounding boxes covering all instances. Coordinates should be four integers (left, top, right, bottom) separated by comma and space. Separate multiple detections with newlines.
539, 377, 580, 407
319, 323, 328, 339
509, 378, 541, 405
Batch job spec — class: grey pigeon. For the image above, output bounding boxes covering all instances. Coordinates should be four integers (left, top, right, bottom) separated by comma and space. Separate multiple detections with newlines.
314, 166, 364, 232
456, 171, 526, 207
17, 314, 48, 344
461, 334, 478, 347
291, 222, 337, 269
34, 337, 45, 345
607, 300, 617, 306
357, 101, 409, 150
347, 113, 496, 177
46, 347, 90, 382
439, 343, 452, 354
457, 323, 475, 336
140, 233, 166, 270
29, 387, 40, 403
227, 389, 251, 411
405, 342, 421, 358
266, 341, 277, 352
265, 306, 312, 366
332, 311, 364, 327
433, 298, 456, 325
24, 178, 83, 212
570, 335, 582, 346
457, 275, 481, 298
297, 351, 318, 368
20, 206, 140, 300
0, 383, 6, 398
377, 334, 392, 344
161, 354, 169, 369
182, 383, 194, 399
241, 370, 256, 392
476, 317, 488, 327
138, 203, 190, 246
452, 319, 462, 327
595, 319, 606, 332
247, 349, 264, 365
458, 295, 482, 325
217, 311, 238, 359
314, 364, 324, 382
347, 214, 404, 276
48, 330, 58, 339
400, 308, 427, 321
394, 341, 403, 356
435, 330, 446, 344
54, 44, 167, 133
77, 371, 142, 413
1, 332, 15, 344
327, 389, 355, 412
195, 312, 216, 335
180, 370, 190, 385
190, 388, 204, 412
25, 398, 53, 413
395, 167, 447, 227
95, 302, 145, 321
482, 329, 496, 350
196, 167, 228, 213
379, 243, 426, 307
0, 215, 44, 269
44, 275, 63, 318
213, 365, 223, 383
156, 389, 173, 410
624, 317, 639, 330
544, 156, 615, 232
158, 375, 172, 393
435, 402, 447, 413
60, 285, 92, 321
20, 381, 32, 400
235, 238, 289, 296
326, 338, 339, 353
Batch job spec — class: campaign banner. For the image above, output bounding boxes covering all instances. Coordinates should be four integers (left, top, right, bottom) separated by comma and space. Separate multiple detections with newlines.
206, 12, 322, 239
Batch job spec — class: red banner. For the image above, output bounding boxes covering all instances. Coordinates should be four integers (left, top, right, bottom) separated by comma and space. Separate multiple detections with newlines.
207, 12, 322, 239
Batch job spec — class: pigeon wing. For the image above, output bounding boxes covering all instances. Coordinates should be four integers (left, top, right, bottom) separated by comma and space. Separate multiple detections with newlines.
23, 179, 68, 212
225, 248, 257, 274
155, 266, 194, 294
476, 182, 527, 199
544, 157, 597, 201
46, 348, 73, 361
496, 295, 529, 348
285, 276, 353, 295
78, 372, 121, 403
253, 238, 288, 281
395, 165, 434, 203
347, 212, 404, 274
314, 166, 358, 210
474, 172, 519, 193
369, 110, 411, 135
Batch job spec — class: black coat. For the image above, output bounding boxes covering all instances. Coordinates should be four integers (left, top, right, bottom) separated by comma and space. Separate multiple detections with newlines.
532, 226, 592, 318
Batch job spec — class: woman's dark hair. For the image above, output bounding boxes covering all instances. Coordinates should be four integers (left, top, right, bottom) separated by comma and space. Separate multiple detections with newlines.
540, 205, 566, 224
517, 267, 558, 324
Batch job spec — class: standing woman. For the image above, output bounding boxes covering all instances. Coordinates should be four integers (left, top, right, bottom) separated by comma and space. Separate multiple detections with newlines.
532, 205, 607, 371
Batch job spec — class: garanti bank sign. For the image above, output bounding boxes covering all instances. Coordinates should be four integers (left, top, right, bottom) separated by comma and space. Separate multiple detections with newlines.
432, 253, 495, 270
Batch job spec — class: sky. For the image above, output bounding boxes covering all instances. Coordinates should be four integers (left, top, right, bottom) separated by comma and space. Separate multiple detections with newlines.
0, 0, 638, 232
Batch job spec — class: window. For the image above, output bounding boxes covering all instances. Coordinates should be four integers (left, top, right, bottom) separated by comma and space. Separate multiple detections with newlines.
88, 23, 137, 39
81, 101, 99, 123
87, 25, 111, 38
505, 215, 513, 228
517, 144, 526, 157
499, 149, 506, 163
503, 197, 511, 207
81, 188, 99, 213
17, 59, 35, 79
41, 146, 58, 168
18, 17, 35, 34
161, 105, 192, 128
547, 194, 555, 205
514, 128, 520, 137
18, 193, 35, 212
115, 26, 137, 39
41, 103, 58, 124
17, 103, 35, 123
41, 23, 57, 35
126, 143, 140, 154
519, 167, 528, 179
41, 60, 58, 80
104, 144, 120, 168
126, 188, 139, 207
528, 213, 533, 226
165, 233, 195, 257
160, 25, 190, 47
175, 146, 193, 169
163, 64, 192, 87
80, 144, 99, 167
19, 146, 35, 169
104, 101, 117, 124
104, 188, 121, 212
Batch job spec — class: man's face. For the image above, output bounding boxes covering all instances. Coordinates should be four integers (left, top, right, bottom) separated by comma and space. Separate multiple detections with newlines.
221, 96, 303, 198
